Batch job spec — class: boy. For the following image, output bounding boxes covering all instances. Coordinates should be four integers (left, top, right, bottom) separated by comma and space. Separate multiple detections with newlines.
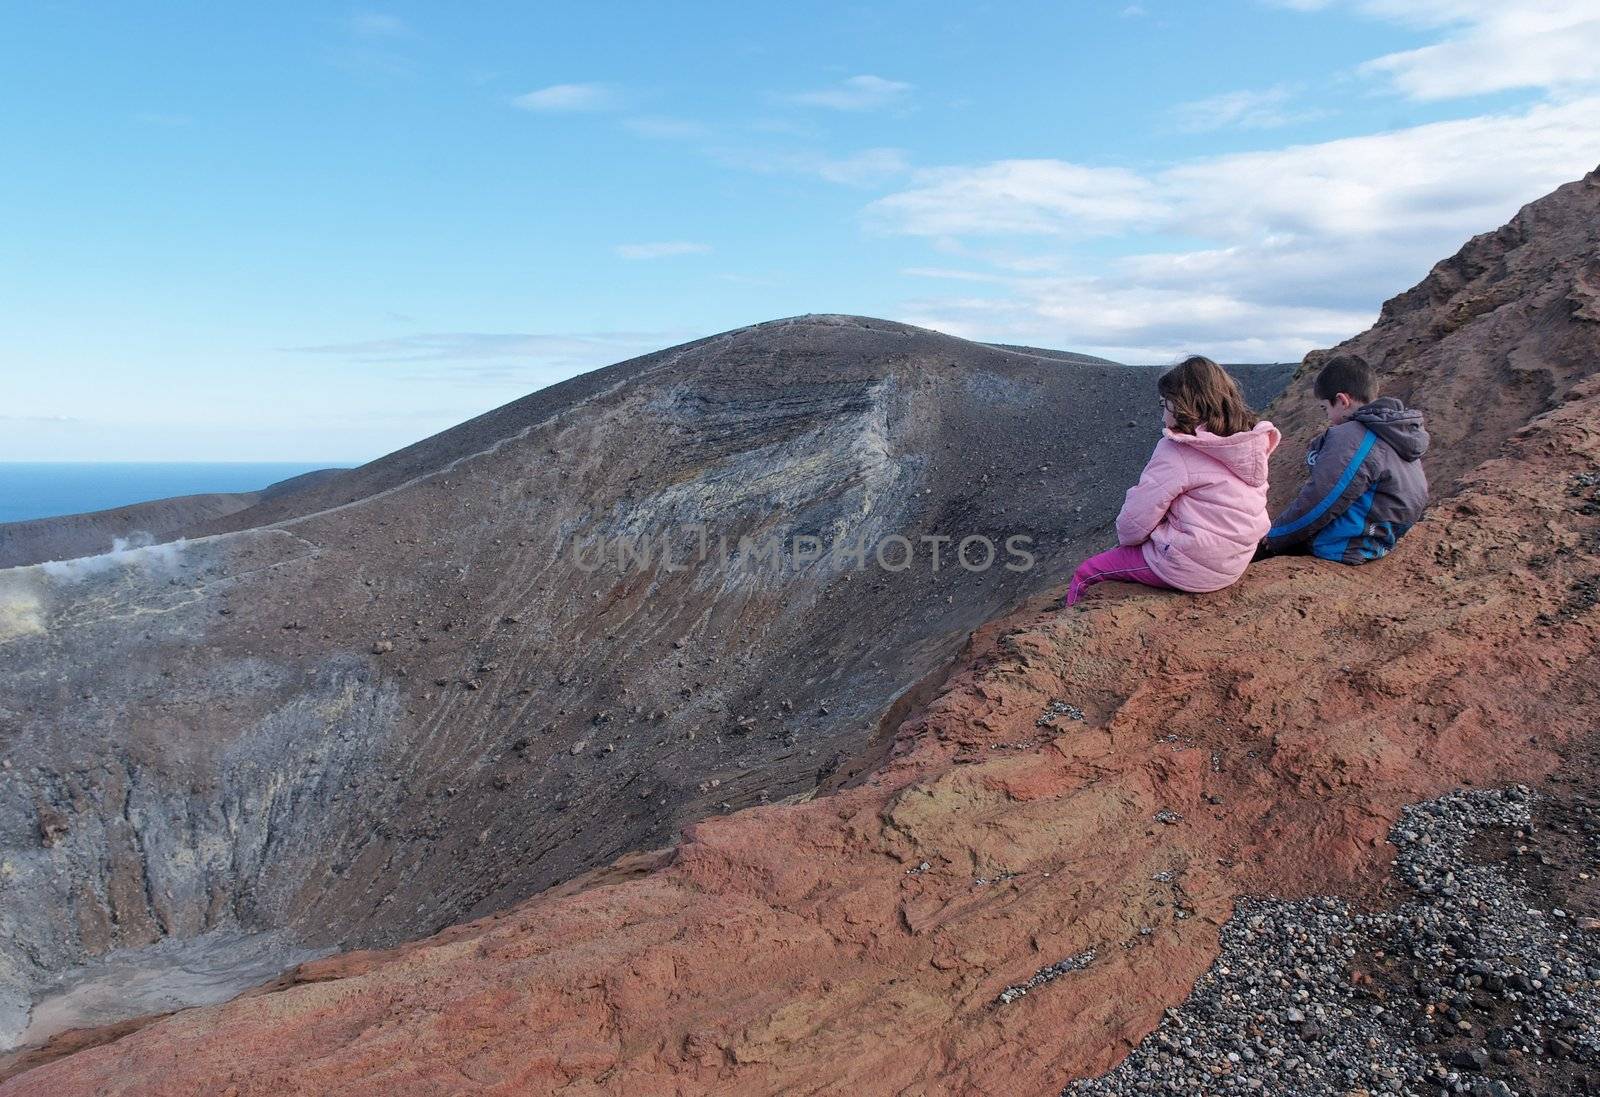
1262, 354, 1429, 564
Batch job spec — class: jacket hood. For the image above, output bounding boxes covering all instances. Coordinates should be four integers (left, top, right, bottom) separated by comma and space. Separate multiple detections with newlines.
1352, 396, 1429, 461
1163, 420, 1281, 487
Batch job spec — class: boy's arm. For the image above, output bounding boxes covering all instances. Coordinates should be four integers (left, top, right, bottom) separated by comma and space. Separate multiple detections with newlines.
1115, 442, 1187, 546
1264, 424, 1377, 552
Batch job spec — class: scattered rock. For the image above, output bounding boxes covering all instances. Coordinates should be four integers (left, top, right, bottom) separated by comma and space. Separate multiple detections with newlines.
996, 949, 1096, 1006
1036, 699, 1087, 726
37, 806, 69, 847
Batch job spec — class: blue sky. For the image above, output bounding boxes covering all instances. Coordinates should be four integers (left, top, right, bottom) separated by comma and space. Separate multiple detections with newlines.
3, 1, 1598, 462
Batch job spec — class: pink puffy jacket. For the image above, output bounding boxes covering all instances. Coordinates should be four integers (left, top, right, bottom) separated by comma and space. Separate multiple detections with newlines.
1115, 421, 1281, 593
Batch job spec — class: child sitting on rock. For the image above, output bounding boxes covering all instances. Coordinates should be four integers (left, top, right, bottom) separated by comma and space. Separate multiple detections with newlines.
1067, 356, 1281, 606
1261, 354, 1429, 563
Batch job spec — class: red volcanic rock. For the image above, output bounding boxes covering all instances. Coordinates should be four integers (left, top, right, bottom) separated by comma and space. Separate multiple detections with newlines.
1269, 165, 1600, 499
6, 167, 1600, 1095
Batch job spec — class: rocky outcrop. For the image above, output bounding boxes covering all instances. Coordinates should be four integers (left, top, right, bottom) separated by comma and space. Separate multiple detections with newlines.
1268, 164, 1600, 507
0, 317, 1292, 1054
5, 172, 1597, 1094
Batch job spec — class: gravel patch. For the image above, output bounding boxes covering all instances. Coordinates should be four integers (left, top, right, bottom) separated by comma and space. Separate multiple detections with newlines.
997, 950, 1098, 1006
1064, 786, 1600, 1096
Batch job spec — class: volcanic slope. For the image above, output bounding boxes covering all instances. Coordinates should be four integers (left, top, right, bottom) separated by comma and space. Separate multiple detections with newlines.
8, 168, 1596, 1095
0, 316, 1291, 1052
0, 469, 346, 571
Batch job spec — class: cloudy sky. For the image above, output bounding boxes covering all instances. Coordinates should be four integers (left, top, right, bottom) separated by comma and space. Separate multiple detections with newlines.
3, 1, 1598, 460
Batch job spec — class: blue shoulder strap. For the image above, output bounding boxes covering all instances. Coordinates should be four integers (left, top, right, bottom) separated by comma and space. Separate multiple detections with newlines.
1268, 428, 1376, 539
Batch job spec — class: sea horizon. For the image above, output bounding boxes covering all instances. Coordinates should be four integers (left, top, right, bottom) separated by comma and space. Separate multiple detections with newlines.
0, 462, 353, 525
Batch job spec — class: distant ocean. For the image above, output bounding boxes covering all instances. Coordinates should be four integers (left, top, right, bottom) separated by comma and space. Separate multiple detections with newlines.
0, 463, 343, 525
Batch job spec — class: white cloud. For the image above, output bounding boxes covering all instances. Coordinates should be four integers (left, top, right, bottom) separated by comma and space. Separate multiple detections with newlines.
613, 241, 713, 260
1339, 0, 1545, 27
1361, 4, 1600, 100
326, 13, 416, 80
286, 330, 680, 368
347, 13, 413, 39
713, 146, 911, 187
1267, 0, 1600, 100
747, 117, 823, 138
784, 75, 913, 111
1161, 98, 1600, 240
1173, 86, 1322, 132
899, 267, 1013, 284
512, 83, 622, 113
867, 160, 1164, 237
812, 148, 911, 185
622, 116, 711, 140
898, 280, 1367, 363
879, 96, 1600, 360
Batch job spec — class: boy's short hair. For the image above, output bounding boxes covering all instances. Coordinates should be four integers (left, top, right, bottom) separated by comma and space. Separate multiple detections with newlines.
1313, 354, 1378, 404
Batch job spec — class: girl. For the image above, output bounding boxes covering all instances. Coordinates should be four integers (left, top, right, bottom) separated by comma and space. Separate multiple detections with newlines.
1067, 355, 1280, 606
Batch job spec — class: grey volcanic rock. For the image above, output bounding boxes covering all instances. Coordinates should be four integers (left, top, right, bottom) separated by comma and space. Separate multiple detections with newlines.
0, 314, 1290, 1044
1065, 786, 1600, 1097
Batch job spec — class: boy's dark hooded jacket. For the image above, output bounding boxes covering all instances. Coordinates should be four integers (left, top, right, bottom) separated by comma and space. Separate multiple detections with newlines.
1263, 396, 1429, 564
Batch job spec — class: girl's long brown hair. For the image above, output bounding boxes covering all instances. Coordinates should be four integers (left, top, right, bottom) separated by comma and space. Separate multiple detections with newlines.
1158, 355, 1258, 437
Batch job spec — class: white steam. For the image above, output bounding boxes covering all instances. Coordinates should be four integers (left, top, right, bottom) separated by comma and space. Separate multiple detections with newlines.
0, 533, 190, 642
38, 532, 189, 584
